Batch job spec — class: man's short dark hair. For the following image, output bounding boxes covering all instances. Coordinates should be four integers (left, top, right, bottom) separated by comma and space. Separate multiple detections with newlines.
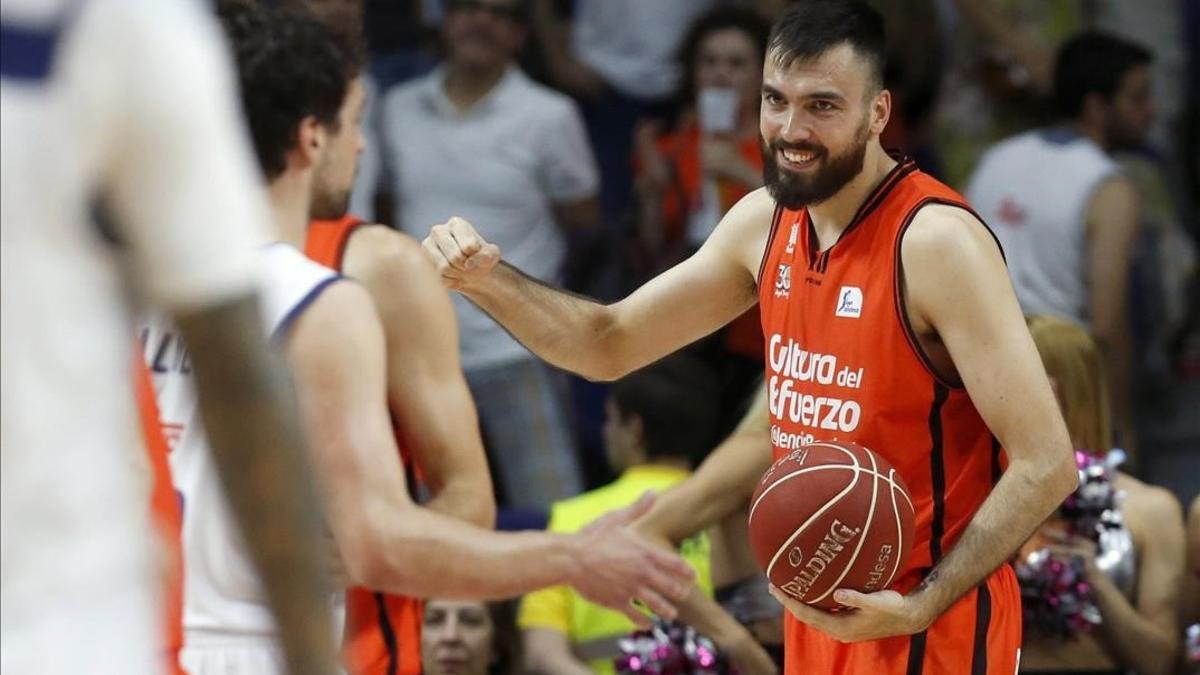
217, 0, 365, 178
610, 355, 720, 468
1053, 31, 1153, 119
767, 0, 887, 92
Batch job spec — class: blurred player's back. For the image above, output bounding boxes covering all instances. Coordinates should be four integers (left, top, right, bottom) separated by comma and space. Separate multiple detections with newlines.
1, 0, 279, 671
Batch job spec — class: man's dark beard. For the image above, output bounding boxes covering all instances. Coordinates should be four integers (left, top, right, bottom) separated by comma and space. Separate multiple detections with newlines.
761, 119, 870, 210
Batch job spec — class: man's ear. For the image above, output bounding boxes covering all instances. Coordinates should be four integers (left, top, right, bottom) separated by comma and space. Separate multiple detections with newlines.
293, 115, 325, 168
871, 88, 891, 136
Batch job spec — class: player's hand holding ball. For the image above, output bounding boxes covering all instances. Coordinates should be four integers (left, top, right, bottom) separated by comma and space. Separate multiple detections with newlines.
423, 217, 502, 291
749, 440, 935, 642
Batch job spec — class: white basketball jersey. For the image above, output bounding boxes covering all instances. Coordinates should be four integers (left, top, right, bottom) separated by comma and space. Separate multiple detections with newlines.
966, 129, 1120, 323
142, 244, 340, 644
1, 1, 268, 672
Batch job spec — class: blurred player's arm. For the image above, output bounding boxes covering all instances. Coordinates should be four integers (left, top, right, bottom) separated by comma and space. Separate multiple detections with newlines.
105, 2, 339, 670
890, 205, 1079, 624
344, 227, 495, 528
423, 189, 775, 381
1086, 177, 1141, 458
285, 281, 693, 622
1086, 485, 1185, 675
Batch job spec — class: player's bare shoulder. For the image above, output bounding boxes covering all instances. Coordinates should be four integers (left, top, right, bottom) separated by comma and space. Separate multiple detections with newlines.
344, 225, 436, 282
901, 203, 1001, 267
705, 187, 780, 278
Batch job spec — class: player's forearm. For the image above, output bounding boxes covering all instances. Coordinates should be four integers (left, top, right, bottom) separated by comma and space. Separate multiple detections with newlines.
179, 300, 339, 674
463, 262, 629, 380
908, 454, 1076, 623
1089, 573, 1179, 675
356, 506, 579, 598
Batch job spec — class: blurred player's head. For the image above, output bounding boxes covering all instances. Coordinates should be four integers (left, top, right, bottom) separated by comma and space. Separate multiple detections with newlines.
442, 0, 528, 72
759, 0, 890, 208
1027, 315, 1111, 453
1054, 32, 1154, 150
217, 0, 366, 219
421, 599, 520, 675
678, 7, 771, 120
605, 354, 720, 473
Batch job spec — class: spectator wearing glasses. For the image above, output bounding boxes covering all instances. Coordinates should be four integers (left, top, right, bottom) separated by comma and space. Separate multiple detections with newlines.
368, 0, 601, 509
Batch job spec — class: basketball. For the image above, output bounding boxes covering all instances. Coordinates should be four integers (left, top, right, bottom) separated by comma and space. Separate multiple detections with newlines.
748, 441, 916, 610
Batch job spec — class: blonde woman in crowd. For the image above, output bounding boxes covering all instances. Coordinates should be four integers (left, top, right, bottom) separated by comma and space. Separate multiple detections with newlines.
1020, 315, 1186, 675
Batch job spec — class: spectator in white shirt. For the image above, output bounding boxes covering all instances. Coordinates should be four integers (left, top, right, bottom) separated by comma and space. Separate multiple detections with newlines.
369, 0, 601, 508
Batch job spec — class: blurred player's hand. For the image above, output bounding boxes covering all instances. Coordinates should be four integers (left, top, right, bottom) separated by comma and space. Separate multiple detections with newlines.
423, 217, 502, 291
570, 493, 696, 627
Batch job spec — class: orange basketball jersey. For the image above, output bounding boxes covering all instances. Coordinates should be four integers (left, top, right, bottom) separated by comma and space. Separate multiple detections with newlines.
306, 216, 423, 675
134, 354, 186, 675
757, 157, 1020, 675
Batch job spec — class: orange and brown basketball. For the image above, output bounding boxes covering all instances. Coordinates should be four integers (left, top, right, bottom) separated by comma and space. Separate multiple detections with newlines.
748, 440, 916, 610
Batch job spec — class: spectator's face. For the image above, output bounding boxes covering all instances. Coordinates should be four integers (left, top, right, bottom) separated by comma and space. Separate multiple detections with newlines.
694, 28, 762, 113
422, 600, 496, 675
1103, 65, 1155, 149
443, 0, 526, 70
759, 43, 887, 209
311, 77, 367, 220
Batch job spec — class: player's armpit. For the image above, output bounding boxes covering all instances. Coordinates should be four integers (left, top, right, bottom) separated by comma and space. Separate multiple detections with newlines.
898, 205, 1077, 619
344, 227, 495, 528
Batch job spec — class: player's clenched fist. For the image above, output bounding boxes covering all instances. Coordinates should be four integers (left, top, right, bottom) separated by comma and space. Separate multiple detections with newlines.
422, 217, 501, 290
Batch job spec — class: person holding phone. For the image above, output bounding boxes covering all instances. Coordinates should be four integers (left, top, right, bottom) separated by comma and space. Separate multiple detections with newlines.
633, 7, 772, 271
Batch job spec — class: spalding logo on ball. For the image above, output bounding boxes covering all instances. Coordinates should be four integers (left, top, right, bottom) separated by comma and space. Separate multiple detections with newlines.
748, 440, 916, 610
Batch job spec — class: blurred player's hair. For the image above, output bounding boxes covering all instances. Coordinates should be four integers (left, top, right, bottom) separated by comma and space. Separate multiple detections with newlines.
1027, 314, 1111, 453
610, 354, 721, 468
216, 0, 365, 178
1052, 31, 1153, 119
767, 0, 887, 93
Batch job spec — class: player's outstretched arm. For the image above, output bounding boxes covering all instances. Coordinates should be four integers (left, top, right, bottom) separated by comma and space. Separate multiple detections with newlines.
773, 205, 1080, 642
344, 226, 495, 528
285, 284, 694, 623
175, 297, 340, 675
422, 189, 776, 381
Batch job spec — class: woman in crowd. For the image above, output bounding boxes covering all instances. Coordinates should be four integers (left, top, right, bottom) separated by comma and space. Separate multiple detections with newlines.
631, 7, 770, 273
1019, 315, 1187, 675
421, 599, 522, 675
